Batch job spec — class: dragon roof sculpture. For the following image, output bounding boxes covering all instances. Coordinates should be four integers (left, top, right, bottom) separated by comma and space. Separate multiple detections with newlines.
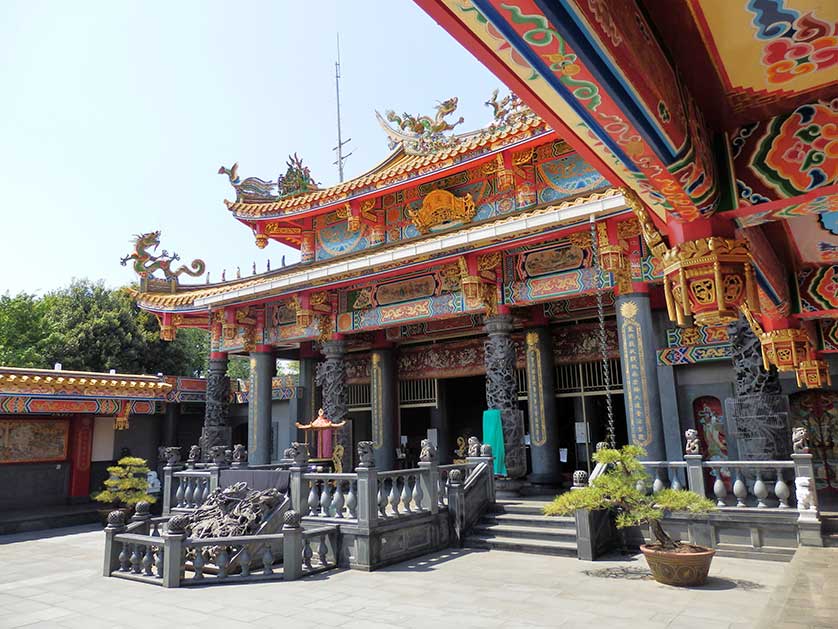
218, 154, 319, 203
376, 97, 465, 155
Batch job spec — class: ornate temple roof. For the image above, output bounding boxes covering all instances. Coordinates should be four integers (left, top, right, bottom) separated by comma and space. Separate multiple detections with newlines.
0, 366, 172, 398
132, 187, 623, 312
223, 107, 549, 219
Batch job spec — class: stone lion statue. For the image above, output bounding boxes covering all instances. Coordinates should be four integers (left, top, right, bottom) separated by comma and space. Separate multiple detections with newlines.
187, 445, 201, 462
357, 441, 375, 467
684, 428, 701, 455
283, 442, 309, 466
467, 436, 481, 457
419, 438, 437, 463
232, 444, 247, 463
792, 426, 809, 454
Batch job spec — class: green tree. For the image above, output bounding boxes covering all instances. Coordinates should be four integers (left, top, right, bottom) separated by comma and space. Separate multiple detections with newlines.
0, 292, 47, 367
94, 456, 156, 508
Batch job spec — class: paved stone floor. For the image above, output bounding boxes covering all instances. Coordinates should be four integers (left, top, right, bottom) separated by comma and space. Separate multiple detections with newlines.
0, 524, 830, 628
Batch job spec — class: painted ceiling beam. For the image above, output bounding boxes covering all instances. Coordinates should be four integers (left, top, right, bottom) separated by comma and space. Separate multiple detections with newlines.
414, 0, 720, 224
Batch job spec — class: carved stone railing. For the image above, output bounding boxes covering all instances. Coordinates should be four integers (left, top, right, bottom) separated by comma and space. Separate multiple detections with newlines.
301, 473, 358, 520
105, 510, 309, 588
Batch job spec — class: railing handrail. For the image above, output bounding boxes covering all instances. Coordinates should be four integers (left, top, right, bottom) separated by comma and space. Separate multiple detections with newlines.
302, 525, 338, 537
302, 473, 358, 481
113, 532, 159, 544
641, 461, 687, 468
438, 463, 472, 471
184, 533, 286, 546
701, 460, 795, 468
173, 470, 213, 478
377, 468, 424, 478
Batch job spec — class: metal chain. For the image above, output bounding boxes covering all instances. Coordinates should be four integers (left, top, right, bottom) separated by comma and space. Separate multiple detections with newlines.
589, 218, 616, 448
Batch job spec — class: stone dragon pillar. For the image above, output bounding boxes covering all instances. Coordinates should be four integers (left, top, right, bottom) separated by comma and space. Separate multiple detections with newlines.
315, 339, 349, 471
200, 352, 231, 459
484, 314, 526, 478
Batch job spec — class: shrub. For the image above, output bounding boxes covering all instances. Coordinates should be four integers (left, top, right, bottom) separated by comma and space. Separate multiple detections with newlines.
544, 445, 715, 549
94, 456, 156, 508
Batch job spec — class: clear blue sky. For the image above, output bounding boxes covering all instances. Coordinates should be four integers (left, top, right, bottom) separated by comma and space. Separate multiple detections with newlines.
0, 1, 502, 295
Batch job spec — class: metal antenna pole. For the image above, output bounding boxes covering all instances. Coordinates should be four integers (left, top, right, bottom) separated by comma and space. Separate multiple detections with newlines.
333, 33, 352, 182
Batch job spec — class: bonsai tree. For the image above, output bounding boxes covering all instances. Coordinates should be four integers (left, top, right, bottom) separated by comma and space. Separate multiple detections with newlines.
94, 456, 157, 511
545, 445, 715, 550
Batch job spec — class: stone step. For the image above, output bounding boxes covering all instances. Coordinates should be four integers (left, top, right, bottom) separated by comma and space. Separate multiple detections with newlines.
472, 522, 577, 543
492, 501, 553, 516
481, 512, 576, 529
822, 533, 838, 547
465, 533, 578, 556
821, 516, 838, 534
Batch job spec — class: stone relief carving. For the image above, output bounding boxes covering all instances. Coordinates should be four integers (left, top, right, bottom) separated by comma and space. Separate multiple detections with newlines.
728, 316, 781, 397
316, 339, 349, 470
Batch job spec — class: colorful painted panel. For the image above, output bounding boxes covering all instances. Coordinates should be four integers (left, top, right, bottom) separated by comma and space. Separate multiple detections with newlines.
0, 418, 69, 463
343, 270, 456, 312
337, 293, 466, 333
657, 345, 732, 366
797, 266, 838, 312
790, 390, 838, 491
520, 244, 585, 278
693, 396, 729, 460
398, 338, 486, 380
384, 315, 483, 341
543, 293, 615, 321
734, 99, 838, 206
315, 212, 372, 260
820, 320, 838, 350
784, 213, 838, 265
665, 325, 730, 348
504, 267, 611, 304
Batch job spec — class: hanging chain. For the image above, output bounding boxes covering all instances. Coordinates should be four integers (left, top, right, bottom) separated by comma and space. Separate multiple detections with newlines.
589, 217, 616, 448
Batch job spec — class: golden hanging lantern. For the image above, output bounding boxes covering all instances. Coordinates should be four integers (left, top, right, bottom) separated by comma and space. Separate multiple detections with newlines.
796, 358, 832, 389
758, 328, 809, 372
661, 237, 759, 327
598, 244, 628, 274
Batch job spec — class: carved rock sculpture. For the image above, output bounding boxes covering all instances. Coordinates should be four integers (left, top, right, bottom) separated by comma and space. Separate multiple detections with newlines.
187, 445, 201, 464
357, 441, 375, 467
181, 482, 283, 541
209, 445, 229, 467
162, 446, 181, 467
573, 470, 588, 487
449, 469, 463, 484
419, 438, 437, 463
684, 429, 701, 455
316, 340, 349, 470
135, 501, 150, 517
795, 476, 815, 511
728, 316, 782, 397
480, 443, 493, 457
167, 514, 190, 534
467, 436, 481, 457
793, 426, 809, 454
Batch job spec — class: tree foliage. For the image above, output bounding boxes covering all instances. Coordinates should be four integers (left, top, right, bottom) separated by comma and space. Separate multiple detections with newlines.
94, 456, 156, 507
0, 280, 207, 376
544, 445, 716, 549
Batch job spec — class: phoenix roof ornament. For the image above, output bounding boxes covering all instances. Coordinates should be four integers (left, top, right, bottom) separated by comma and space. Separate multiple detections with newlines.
484, 89, 538, 132
219, 155, 319, 203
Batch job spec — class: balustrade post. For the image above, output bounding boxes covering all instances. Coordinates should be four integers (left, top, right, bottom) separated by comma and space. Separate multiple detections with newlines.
792, 453, 823, 546
162, 464, 182, 516
356, 464, 379, 532
282, 511, 303, 581
161, 525, 186, 589
418, 461, 439, 514
448, 470, 466, 547
684, 454, 705, 497
289, 465, 306, 515
130, 501, 152, 535
102, 511, 127, 577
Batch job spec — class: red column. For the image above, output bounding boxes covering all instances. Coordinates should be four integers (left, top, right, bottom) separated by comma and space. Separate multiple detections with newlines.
68, 415, 94, 499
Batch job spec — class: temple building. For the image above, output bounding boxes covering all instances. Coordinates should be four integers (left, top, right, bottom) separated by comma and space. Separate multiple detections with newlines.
126, 0, 838, 500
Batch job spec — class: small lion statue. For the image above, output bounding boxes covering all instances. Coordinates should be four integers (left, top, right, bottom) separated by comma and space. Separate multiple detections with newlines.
795, 476, 815, 511
283, 442, 309, 466
357, 441, 375, 468
419, 438, 437, 463
792, 426, 809, 454
684, 428, 701, 455
467, 436, 481, 457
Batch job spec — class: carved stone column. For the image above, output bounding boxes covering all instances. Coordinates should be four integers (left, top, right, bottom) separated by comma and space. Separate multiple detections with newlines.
316, 339, 349, 470
200, 351, 230, 459
484, 314, 526, 478
615, 293, 666, 460
371, 346, 397, 470
248, 346, 275, 465
725, 317, 790, 459
525, 326, 560, 483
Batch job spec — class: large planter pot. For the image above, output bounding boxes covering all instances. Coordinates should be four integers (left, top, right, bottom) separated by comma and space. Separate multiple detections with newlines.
640, 544, 715, 587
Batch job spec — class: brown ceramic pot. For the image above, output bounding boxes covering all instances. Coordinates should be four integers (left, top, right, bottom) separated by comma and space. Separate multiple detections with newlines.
640, 544, 715, 587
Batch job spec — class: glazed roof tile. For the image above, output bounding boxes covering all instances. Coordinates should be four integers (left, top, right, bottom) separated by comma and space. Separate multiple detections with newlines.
225, 117, 550, 218
0, 366, 172, 397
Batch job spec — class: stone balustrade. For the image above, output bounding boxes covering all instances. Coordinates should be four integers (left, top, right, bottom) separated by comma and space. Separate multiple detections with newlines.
302, 473, 358, 519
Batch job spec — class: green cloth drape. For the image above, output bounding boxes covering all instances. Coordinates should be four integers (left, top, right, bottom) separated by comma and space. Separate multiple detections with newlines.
482, 409, 506, 476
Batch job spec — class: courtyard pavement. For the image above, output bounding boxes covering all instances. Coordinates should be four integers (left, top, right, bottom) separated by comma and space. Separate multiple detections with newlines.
0, 524, 831, 629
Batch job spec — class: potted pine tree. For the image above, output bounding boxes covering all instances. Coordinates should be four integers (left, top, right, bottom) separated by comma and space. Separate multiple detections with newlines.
544, 445, 717, 586
94, 456, 157, 518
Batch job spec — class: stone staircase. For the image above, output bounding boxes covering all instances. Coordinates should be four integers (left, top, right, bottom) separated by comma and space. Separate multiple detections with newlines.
464, 497, 578, 556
